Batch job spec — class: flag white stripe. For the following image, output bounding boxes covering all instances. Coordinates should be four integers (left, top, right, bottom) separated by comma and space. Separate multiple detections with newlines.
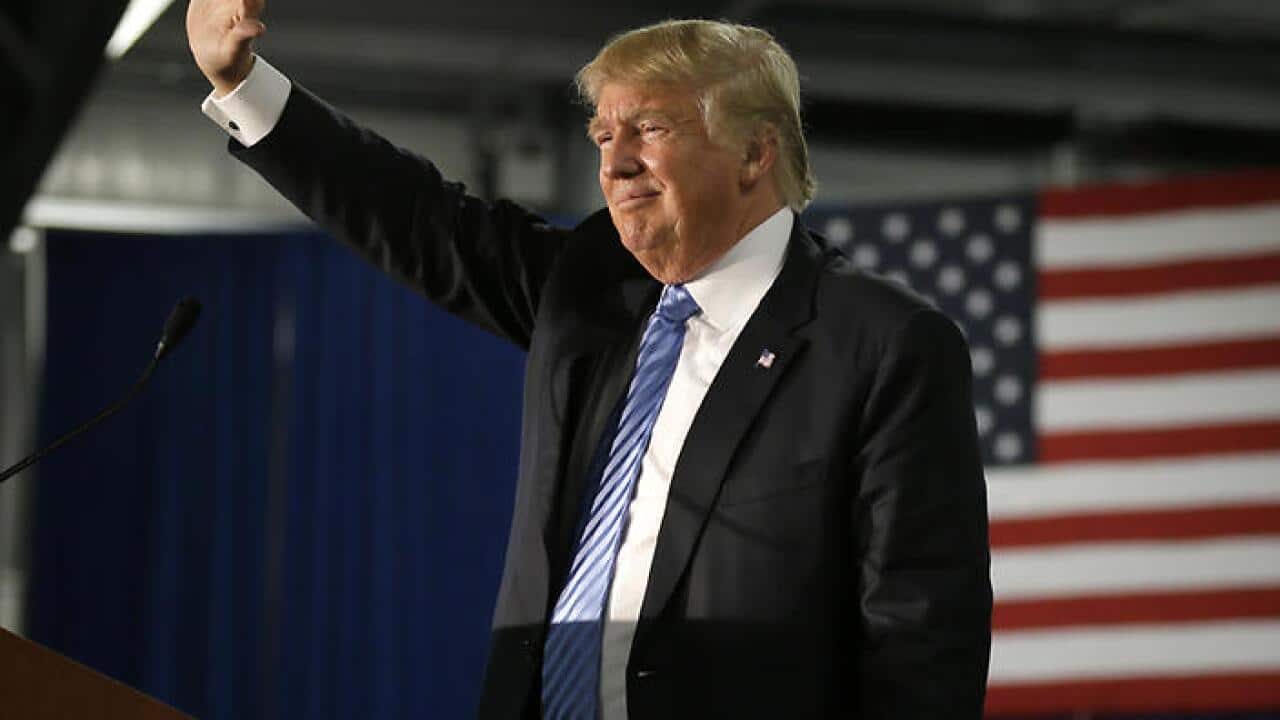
989, 619, 1280, 683
1037, 205, 1280, 270
1036, 368, 1280, 432
992, 537, 1280, 601
986, 453, 1280, 520
1037, 285, 1280, 350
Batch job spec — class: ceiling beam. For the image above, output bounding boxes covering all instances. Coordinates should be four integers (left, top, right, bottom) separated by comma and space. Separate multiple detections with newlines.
131, 17, 1280, 131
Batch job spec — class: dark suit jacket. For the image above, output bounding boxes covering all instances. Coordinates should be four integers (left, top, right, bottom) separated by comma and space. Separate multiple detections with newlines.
233, 86, 993, 719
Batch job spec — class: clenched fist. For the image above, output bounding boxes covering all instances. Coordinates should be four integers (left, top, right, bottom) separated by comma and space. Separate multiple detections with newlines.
186, 0, 267, 96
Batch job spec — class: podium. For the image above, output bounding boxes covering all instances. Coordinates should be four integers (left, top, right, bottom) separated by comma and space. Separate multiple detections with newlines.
0, 627, 192, 719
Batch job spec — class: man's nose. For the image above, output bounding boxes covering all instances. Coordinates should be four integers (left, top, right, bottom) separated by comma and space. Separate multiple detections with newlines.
601, 142, 643, 180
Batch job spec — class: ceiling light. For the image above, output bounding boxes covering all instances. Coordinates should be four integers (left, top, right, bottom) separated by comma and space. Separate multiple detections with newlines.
105, 0, 176, 60
10, 226, 40, 254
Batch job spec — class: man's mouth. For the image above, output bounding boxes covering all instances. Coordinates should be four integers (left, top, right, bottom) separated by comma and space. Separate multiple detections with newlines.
617, 191, 659, 207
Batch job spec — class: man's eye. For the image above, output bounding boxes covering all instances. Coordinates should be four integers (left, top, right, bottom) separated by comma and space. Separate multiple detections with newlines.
641, 124, 665, 135
595, 134, 612, 146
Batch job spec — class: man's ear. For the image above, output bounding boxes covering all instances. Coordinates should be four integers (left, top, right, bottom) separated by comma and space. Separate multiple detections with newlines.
740, 126, 779, 188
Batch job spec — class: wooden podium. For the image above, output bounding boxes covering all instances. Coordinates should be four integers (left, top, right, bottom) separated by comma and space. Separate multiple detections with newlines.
0, 628, 192, 719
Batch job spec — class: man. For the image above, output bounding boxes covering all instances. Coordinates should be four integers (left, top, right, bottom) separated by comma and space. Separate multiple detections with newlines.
188, 3, 992, 717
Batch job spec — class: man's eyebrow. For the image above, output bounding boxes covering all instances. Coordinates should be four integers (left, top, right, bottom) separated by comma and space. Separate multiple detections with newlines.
586, 108, 681, 139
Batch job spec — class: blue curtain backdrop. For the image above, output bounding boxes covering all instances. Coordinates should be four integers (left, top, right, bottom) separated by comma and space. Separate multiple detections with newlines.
26, 228, 524, 718
23, 227, 1280, 720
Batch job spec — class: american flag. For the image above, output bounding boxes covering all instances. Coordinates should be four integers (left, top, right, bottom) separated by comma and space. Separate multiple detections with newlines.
804, 170, 1280, 716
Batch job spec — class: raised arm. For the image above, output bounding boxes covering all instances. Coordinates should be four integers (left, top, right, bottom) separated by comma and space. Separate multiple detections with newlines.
186, 0, 569, 348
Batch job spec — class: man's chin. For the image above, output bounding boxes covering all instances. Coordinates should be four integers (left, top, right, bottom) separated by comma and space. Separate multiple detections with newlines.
627, 246, 692, 284
612, 226, 684, 277
616, 229, 665, 256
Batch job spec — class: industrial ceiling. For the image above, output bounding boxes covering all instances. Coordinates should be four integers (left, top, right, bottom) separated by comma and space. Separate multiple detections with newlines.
110, 0, 1280, 159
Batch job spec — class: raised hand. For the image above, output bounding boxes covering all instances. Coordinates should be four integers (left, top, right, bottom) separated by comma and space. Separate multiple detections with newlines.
186, 0, 266, 96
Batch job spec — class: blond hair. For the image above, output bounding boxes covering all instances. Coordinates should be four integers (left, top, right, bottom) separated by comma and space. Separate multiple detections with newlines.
576, 19, 817, 211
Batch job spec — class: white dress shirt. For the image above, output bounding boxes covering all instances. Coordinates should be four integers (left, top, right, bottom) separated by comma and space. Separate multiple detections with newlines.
598, 208, 790, 719
200, 56, 291, 147
201, 60, 792, 718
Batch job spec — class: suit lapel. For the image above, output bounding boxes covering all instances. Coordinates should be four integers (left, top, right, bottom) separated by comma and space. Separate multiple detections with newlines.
542, 256, 660, 605
634, 223, 825, 643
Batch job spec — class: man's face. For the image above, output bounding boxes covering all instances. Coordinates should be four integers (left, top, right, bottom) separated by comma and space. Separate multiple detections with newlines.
591, 82, 750, 284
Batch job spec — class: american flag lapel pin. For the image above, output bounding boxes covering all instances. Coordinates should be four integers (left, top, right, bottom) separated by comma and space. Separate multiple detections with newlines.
756, 349, 776, 369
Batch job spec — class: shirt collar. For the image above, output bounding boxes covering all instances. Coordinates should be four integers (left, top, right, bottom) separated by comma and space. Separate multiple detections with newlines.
682, 207, 793, 334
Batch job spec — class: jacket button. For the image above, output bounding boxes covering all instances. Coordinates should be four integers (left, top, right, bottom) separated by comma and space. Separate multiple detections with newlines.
634, 669, 657, 679
520, 639, 539, 659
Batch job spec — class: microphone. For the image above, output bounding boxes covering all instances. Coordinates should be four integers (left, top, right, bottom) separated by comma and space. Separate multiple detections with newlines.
156, 297, 202, 361
0, 297, 203, 484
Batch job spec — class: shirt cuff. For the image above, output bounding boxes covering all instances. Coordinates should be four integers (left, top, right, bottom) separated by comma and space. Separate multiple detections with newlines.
200, 55, 292, 147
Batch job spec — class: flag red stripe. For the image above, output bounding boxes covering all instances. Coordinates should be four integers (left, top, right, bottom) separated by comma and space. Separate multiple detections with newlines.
990, 504, 1280, 547
1040, 420, 1280, 463
1040, 169, 1280, 218
985, 672, 1280, 715
1038, 253, 1280, 299
993, 587, 1280, 631
1041, 336, 1280, 379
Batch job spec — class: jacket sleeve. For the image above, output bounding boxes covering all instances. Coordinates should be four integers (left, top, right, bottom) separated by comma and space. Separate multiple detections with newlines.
230, 85, 569, 350
854, 308, 993, 717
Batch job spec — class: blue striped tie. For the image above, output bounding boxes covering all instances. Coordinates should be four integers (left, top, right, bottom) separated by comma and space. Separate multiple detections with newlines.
541, 284, 701, 719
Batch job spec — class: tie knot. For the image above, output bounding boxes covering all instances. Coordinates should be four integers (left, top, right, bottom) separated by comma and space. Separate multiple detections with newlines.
656, 284, 700, 324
